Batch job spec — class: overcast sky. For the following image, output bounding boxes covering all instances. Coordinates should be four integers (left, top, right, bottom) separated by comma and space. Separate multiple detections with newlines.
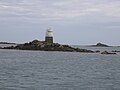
0, 0, 120, 45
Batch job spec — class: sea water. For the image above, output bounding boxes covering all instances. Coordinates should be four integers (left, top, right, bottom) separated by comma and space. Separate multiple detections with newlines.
0, 47, 120, 90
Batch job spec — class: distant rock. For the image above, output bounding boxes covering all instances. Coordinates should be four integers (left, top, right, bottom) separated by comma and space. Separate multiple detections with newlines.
101, 51, 117, 55
94, 50, 100, 53
112, 50, 120, 52
3, 40, 95, 53
92, 43, 109, 47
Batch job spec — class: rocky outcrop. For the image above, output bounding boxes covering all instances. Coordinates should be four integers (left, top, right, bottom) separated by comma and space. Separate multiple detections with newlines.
101, 51, 117, 55
3, 40, 95, 53
92, 43, 109, 47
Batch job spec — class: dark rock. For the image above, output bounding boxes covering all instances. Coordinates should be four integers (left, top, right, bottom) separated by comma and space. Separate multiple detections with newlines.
92, 43, 109, 47
95, 50, 100, 53
101, 51, 117, 55
112, 50, 120, 52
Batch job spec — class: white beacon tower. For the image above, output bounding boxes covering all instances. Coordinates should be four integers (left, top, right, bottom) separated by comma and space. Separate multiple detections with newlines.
45, 28, 53, 43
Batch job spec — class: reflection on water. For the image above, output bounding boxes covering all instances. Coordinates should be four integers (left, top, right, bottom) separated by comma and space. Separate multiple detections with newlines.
0, 48, 120, 90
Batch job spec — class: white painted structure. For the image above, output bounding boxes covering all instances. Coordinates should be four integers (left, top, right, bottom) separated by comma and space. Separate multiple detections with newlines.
45, 28, 53, 43
46, 28, 53, 37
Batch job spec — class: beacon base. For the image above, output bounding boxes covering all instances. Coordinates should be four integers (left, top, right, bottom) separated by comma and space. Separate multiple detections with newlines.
45, 37, 53, 43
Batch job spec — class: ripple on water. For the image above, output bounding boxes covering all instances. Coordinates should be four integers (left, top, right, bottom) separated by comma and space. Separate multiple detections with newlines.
0, 49, 120, 90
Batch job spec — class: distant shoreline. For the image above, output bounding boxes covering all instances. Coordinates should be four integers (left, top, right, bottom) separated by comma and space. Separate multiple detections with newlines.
0, 42, 16, 45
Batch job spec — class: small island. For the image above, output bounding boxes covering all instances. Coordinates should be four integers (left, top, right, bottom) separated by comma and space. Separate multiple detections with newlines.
3, 40, 96, 53
2, 29, 96, 53
2, 29, 118, 54
91, 43, 110, 47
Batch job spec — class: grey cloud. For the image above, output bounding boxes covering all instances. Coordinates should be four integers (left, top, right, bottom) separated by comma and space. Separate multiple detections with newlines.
0, 0, 120, 21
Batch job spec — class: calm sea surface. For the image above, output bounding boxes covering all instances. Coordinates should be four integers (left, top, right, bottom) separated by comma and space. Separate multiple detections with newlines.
0, 46, 120, 90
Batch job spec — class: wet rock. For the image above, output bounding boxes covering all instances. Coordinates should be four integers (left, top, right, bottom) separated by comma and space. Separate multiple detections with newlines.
101, 51, 117, 55
95, 50, 100, 53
